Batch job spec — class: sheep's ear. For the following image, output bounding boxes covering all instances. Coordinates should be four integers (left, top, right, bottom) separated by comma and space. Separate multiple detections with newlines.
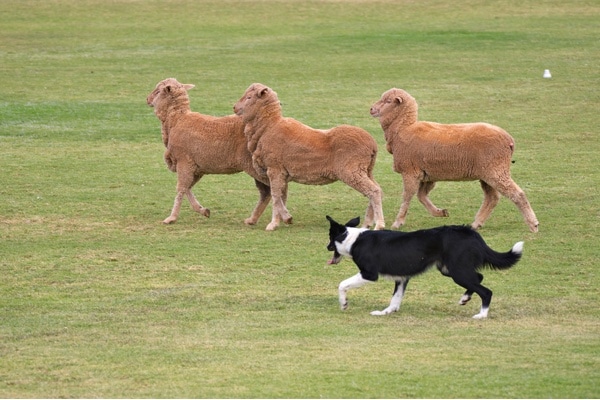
394, 97, 403, 105
183, 84, 195, 91
258, 87, 269, 98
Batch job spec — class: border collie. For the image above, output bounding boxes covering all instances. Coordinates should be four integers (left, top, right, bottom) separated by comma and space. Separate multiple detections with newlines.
326, 216, 524, 319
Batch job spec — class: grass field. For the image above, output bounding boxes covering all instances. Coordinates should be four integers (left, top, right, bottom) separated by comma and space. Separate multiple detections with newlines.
1, 0, 599, 398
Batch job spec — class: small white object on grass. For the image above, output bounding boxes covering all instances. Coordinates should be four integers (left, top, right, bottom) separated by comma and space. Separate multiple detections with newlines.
543, 69, 552, 78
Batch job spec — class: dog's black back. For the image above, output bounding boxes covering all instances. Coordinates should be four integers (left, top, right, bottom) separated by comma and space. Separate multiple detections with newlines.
352, 225, 519, 280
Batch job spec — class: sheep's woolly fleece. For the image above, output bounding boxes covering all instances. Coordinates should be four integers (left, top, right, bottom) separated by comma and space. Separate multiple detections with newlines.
370, 88, 538, 233
147, 78, 271, 225
234, 83, 385, 231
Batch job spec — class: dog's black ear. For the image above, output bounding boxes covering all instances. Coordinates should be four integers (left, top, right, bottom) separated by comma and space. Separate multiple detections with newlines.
345, 217, 360, 227
326, 215, 342, 227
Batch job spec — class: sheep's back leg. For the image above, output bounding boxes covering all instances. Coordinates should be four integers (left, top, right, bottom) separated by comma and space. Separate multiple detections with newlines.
185, 189, 211, 218
244, 180, 272, 225
164, 190, 185, 224
341, 172, 385, 230
417, 181, 449, 218
164, 172, 208, 224
490, 177, 539, 232
393, 175, 419, 229
472, 180, 501, 230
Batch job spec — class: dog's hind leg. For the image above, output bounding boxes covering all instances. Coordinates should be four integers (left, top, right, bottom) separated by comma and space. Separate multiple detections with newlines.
371, 278, 409, 316
458, 273, 484, 305
338, 273, 372, 311
471, 287, 492, 319
451, 273, 493, 319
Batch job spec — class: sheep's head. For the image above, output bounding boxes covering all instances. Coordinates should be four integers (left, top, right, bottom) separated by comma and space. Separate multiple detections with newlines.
146, 78, 195, 109
370, 88, 418, 127
234, 83, 280, 120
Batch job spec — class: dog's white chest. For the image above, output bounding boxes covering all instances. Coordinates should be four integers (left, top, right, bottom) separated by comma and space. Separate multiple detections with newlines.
335, 227, 368, 258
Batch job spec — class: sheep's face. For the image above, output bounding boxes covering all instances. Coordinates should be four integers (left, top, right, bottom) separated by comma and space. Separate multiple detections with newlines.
370, 88, 414, 119
234, 83, 279, 119
147, 78, 194, 108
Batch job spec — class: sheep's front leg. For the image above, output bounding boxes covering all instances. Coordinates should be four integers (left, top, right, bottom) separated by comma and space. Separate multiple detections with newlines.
417, 181, 449, 218
393, 175, 419, 229
265, 171, 292, 231
338, 273, 371, 311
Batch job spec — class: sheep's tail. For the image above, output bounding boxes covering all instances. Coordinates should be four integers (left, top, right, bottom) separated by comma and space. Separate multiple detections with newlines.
480, 241, 523, 271
164, 151, 177, 172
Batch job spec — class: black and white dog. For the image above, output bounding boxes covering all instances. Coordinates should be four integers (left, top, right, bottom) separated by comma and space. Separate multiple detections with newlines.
326, 216, 524, 319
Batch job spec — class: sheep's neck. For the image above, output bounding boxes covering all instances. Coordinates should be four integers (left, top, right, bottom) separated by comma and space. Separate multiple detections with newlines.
251, 102, 282, 126
382, 108, 417, 135
156, 97, 191, 122
244, 103, 282, 151
157, 100, 192, 146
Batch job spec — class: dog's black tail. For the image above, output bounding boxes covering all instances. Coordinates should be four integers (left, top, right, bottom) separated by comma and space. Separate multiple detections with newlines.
482, 241, 524, 270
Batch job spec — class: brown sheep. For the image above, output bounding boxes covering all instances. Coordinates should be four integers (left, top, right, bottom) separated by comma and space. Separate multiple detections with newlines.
147, 78, 271, 225
370, 88, 539, 233
233, 83, 385, 231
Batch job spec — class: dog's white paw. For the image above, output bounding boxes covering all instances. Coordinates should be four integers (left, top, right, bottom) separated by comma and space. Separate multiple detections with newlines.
459, 294, 471, 305
370, 307, 397, 316
472, 308, 489, 319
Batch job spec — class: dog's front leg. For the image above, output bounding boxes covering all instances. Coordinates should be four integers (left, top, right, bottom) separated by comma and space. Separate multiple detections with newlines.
338, 273, 371, 311
371, 278, 409, 316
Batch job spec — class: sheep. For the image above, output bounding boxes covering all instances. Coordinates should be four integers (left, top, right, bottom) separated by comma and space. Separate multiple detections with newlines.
147, 78, 271, 225
233, 83, 385, 231
370, 88, 539, 233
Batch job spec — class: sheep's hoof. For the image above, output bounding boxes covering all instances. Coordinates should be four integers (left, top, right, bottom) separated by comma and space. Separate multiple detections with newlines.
244, 218, 257, 226
530, 223, 539, 233
201, 208, 210, 218
440, 209, 449, 217
391, 221, 403, 230
163, 217, 177, 224
283, 217, 293, 225
265, 222, 279, 231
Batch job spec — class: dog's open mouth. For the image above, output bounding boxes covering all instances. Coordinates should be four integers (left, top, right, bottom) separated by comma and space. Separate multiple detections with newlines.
328, 252, 343, 265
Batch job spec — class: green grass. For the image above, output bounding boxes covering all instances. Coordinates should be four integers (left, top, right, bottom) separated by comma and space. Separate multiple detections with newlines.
1, 0, 599, 397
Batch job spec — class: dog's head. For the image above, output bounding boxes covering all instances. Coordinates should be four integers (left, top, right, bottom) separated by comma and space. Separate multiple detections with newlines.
326, 215, 360, 265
